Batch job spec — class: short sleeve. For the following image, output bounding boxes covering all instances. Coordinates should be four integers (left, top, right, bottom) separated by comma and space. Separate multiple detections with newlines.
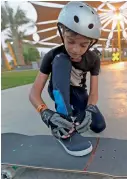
90, 55, 100, 76
40, 51, 53, 75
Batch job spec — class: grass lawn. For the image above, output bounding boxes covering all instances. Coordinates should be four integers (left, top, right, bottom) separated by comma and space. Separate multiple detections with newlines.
1, 70, 39, 90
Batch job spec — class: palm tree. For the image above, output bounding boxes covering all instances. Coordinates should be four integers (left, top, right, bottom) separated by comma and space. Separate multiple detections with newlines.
1, 5, 12, 70
6, 41, 18, 67
2, 2, 34, 66
6, 30, 27, 67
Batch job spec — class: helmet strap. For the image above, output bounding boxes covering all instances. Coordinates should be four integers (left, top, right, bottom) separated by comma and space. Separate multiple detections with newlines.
86, 39, 98, 53
57, 24, 64, 44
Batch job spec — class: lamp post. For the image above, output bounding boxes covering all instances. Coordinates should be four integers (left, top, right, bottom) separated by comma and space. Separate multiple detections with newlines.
117, 19, 122, 61
116, 11, 122, 61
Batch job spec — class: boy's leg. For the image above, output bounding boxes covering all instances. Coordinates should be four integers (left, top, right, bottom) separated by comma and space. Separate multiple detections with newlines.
70, 86, 88, 115
48, 53, 73, 117
47, 53, 93, 156
70, 86, 106, 133
89, 106, 106, 133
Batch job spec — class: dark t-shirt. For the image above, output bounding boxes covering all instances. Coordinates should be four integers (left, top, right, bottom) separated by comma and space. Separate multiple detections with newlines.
40, 45, 100, 88
92, 49, 101, 57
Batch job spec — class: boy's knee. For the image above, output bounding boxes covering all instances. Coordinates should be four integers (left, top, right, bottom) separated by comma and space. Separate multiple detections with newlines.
90, 120, 106, 133
90, 108, 106, 133
53, 53, 71, 66
52, 53, 72, 79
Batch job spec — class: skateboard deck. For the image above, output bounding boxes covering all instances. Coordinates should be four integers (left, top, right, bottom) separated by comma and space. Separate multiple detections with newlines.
1, 133, 127, 179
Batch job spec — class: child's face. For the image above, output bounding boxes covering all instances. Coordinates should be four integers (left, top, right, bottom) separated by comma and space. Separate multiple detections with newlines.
63, 30, 91, 62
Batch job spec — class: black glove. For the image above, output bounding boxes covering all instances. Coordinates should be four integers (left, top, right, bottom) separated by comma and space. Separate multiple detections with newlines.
75, 105, 97, 133
41, 109, 74, 139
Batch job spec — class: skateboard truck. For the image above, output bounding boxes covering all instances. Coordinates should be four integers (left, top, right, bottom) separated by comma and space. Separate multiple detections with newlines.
1, 166, 25, 179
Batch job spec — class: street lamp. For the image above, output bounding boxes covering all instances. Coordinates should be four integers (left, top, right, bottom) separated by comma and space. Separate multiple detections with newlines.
115, 11, 122, 61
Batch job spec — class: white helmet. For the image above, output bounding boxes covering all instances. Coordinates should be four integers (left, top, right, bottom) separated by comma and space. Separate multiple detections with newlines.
58, 1, 101, 39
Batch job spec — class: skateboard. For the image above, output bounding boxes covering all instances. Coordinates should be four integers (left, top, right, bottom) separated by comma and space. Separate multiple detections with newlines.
1, 133, 127, 179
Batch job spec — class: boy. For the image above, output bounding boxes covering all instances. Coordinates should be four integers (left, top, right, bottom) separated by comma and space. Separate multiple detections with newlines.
29, 1, 106, 156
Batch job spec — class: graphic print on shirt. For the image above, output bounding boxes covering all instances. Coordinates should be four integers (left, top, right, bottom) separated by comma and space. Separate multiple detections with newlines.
70, 66, 86, 87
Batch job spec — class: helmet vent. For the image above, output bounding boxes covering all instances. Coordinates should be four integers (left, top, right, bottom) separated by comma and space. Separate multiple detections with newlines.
79, 6, 83, 8
74, 16, 79, 23
92, 11, 94, 14
88, 24, 94, 29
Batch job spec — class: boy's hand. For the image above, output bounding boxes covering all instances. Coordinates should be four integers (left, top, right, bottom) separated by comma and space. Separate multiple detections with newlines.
41, 109, 75, 139
75, 111, 92, 133
86, 104, 98, 113
75, 105, 97, 133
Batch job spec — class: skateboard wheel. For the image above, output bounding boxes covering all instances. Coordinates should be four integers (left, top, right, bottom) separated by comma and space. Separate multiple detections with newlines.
1, 169, 15, 179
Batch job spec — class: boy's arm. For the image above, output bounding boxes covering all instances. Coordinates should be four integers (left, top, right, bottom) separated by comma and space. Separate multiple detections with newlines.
88, 52, 100, 106
29, 71, 74, 138
87, 75, 98, 105
29, 71, 49, 111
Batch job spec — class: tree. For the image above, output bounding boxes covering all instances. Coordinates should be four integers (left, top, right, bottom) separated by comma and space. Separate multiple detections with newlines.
23, 43, 40, 65
1, 2, 34, 66
1, 5, 12, 70
6, 30, 27, 66
6, 41, 17, 66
